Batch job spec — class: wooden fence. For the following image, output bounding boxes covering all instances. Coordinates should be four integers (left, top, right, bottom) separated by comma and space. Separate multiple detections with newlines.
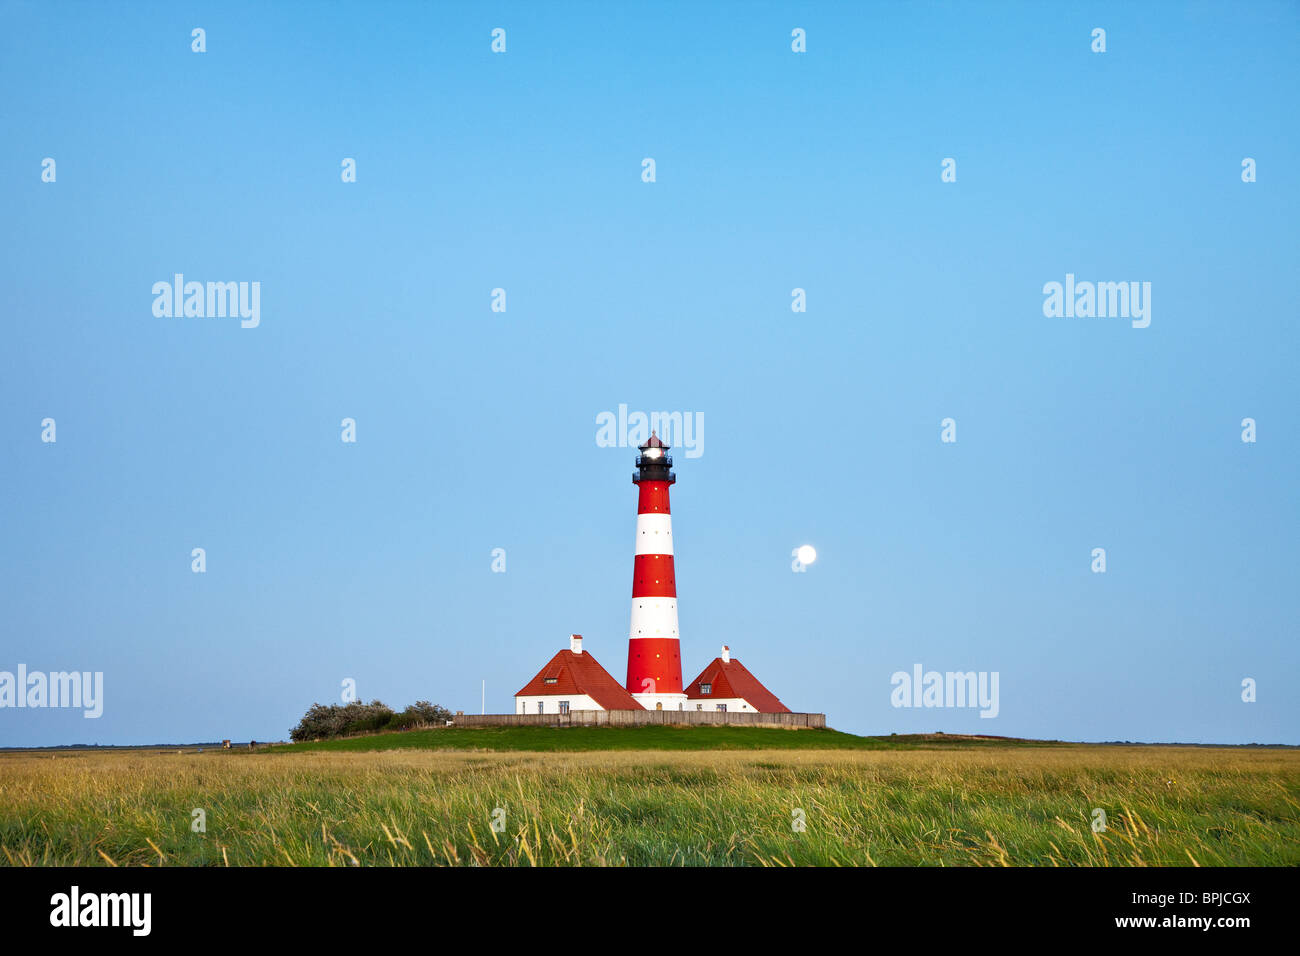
451, 710, 826, 729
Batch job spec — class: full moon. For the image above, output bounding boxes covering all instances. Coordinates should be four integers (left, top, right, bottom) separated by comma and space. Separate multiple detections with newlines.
796, 545, 817, 566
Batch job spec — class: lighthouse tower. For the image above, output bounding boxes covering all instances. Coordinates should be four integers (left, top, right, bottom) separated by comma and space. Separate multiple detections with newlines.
626, 432, 688, 710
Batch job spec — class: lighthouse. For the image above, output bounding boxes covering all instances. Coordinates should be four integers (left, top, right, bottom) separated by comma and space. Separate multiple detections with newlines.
511, 430, 800, 720
626, 432, 688, 710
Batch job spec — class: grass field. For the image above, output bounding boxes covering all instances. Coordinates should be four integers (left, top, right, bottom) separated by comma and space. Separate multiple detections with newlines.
2, 728, 1296, 866
279, 725, 1053, 753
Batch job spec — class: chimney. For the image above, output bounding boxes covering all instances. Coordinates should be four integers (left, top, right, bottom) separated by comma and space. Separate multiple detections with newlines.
721, 645, 730, 663
570, 634, 583, 655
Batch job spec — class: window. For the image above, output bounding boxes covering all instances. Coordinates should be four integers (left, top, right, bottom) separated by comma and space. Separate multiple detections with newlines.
544, 677, 557, 685
700, 683, 711, 695
537, 701, 544, 714
696, 704, 703, 711
716, 704, 727, 712
559, 701, 570, 714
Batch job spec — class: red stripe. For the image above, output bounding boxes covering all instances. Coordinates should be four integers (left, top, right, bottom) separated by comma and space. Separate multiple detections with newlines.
637, 481, 671, 515
625, 637, 683, 695
631, 554, 676, 597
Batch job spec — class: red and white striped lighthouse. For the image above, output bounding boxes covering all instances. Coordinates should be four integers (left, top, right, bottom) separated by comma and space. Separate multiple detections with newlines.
626, 432, 687, 710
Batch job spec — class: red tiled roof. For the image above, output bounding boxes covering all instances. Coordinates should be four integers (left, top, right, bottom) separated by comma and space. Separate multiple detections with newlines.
515, 648, 645, 711
640, 431, 668, 449
683, 657, 791, 713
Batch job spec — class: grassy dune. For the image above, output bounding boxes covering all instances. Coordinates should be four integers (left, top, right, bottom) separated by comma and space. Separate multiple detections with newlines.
2, 741, 1297, 866
280, 726, 1050, 753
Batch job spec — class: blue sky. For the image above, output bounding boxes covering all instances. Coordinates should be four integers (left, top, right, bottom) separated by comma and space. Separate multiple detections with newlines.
1, 1, 1296, 746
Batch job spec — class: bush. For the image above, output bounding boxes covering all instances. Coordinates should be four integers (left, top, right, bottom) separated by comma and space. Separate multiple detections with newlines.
391, 700, 453, 729
289, 700, 392, 741
289, 699, 452, 741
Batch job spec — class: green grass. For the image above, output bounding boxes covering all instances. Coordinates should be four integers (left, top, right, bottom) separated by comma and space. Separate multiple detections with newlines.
3, 744, 1296, 866
279, 725, 1049, 753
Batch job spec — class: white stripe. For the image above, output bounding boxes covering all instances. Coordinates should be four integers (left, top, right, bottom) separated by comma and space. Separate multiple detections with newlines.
634, 513, 674, 555
629, 599, 679, 638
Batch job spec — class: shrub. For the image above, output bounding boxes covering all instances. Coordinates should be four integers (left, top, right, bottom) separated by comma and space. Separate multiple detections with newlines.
289, 699, 451, 741
391, 700, 453, 729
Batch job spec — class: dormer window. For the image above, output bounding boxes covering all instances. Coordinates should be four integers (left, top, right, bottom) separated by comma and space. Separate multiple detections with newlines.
544, 678, 557, 685
700, 683, 711, 695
